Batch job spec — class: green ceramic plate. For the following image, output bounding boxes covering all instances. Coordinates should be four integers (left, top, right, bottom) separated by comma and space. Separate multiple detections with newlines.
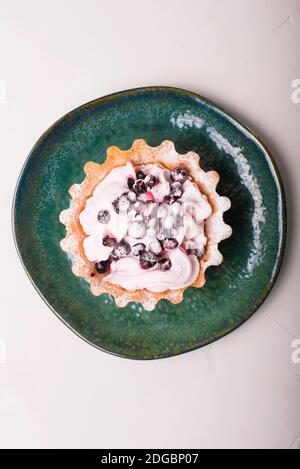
13, 87, 286, 359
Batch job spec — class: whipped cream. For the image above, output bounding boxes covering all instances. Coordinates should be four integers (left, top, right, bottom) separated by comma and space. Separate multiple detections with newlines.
79, 162, 212, 292
104, 248, 199, 292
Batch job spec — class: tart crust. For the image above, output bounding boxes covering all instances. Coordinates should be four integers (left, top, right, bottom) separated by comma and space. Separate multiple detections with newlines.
60, 139, 232, 311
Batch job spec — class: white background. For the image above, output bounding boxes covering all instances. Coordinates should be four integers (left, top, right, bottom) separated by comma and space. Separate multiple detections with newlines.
0, 0, 300, 449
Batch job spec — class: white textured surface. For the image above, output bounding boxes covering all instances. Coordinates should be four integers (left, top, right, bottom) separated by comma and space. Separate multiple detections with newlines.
0, 0, 300, 449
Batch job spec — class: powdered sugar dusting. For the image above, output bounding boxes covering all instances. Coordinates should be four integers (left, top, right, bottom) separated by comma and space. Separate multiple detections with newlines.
59, 139, 232, 310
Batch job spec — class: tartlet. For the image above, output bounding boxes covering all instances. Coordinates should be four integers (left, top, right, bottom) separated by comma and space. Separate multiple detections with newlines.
60, 139, 232, 311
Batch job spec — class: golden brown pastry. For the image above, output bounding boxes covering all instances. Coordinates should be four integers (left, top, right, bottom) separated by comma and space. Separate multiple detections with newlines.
60, 139, 232, 311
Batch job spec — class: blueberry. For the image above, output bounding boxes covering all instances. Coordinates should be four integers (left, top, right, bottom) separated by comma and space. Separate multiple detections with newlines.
111, 240, 131, 260
157, 204, 168, 218
162, 229, 173, 239
97, 209, 110, 224
158, 258, 172, 271
127, 190, 137, 202
112, 198, 120, 213
95, 259, 110, 273
171, 201, 182, 215
136, 170, 145, 180
170, 182, 183, 199
128, 220, 147, 239
112, 194, 130, 214
133, 179, 146, 194
103, 235, 117, 247
144, 174, 157, 189
132, 242, 146, 257
163, 237, 178, 249
187, 247, 205, 256
133, 200, 144, 212
163, 194, 177, 204
149, 238, 162, 255
127, 177, 135, 189
118, 193, 131, 212
139, 250, 158, 269
171, 167, 187, 183
157, 231, 166, 241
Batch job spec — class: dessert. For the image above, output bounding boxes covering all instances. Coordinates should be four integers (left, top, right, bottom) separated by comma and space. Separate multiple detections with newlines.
60, 140, 232, 311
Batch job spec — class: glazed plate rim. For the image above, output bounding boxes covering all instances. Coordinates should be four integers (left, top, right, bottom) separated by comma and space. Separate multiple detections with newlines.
12, 86, 287, 360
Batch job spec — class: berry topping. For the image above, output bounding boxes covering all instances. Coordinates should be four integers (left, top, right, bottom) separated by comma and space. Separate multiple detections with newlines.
128, 220, 147, 239
133, 200, 144, 211
112, 198, 120, 214
163, 194, 177, 205
172, 214, 181, 229
95, 259, 110, 273
157, 204, 168, 218
112, 194, 131, 214
171, 201, 182, 215
158, 258, 172, 271
171, 167, 187, 183
139, 250, 158, 269
118, 193, 131, 212
186, 247, 205, 256
133, 179, 146, 194
111, 240, 131, 260
149, 239, 162, 255
163, 216, 175, 230
132, 242, 146, 257
163, 237, 179, 249
148, 217, 157, 228
103, 235, 117, 247
170, 182, 183, 199
97, 209, 110, 224
136, 170, 145, 180
145, 191, 155, 202
157, 231, 166, 241
127, 207, 138, 221
127, 177, 135, 189
128, 201, 144, 220
127, 190, 137, 202
144, 174, 157, 189
143, 200, 157, 218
